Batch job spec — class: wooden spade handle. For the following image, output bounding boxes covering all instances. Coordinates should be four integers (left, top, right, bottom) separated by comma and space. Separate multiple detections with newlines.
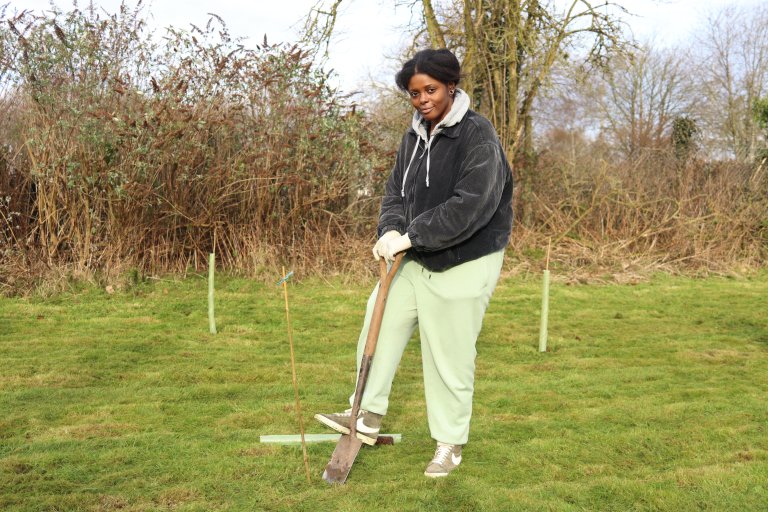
364, 254, 403, 357
349, 253, 404, 435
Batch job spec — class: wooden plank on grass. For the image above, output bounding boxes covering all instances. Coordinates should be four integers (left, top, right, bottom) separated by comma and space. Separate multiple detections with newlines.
260, 434, 401, 444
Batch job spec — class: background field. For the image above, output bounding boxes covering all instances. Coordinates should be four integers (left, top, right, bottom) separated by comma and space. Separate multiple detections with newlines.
1, 269, 766, 511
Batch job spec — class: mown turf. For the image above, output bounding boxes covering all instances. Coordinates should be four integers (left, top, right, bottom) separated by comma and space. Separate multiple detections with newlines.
1, 270, 766, 511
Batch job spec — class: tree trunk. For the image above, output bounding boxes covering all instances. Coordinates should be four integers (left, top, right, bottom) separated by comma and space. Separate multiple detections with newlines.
422, 0, 447, 48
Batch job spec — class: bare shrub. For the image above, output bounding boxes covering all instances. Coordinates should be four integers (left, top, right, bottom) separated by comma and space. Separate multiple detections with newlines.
518, 141, 768, 277
1, 3, 765, 294
0, 3, 390, 292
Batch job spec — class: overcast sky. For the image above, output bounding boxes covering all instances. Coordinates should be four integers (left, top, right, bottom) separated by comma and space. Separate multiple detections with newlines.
4, 0, 757, 92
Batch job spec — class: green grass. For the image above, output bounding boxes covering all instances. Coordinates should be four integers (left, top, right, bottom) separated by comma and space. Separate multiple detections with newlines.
1, 270, 767, 511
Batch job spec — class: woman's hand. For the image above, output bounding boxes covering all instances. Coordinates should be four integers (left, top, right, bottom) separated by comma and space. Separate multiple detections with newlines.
373, 230, 401, 260
383, 233, 412, 263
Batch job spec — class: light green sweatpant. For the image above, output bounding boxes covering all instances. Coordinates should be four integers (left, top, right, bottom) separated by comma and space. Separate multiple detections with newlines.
349, 250, 504, 445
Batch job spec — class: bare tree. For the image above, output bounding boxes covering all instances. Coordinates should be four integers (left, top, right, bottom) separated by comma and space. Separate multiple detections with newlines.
302, 0, 629, 223
595, 43, 694, 157
414, 0, 631, 225
531, 41, 695, 166
419, 1, 628, 161
301, 0, 344, 62
694, 3, 768, 161
531, 61, 605, 161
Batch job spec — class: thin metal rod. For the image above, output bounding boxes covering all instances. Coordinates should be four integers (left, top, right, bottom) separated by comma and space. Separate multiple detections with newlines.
282, 266, 311, 482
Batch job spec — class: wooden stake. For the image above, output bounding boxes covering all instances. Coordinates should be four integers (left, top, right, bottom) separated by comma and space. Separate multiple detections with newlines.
208, 253, 217, 334
260, 433, 402, 444
538, 240, 551, 352
280, 267, 311, 483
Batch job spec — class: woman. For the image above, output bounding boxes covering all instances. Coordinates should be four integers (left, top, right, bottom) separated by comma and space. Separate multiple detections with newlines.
315, 48, 513, 478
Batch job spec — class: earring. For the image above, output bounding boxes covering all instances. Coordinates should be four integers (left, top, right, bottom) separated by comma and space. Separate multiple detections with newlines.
449, 89, 455, 96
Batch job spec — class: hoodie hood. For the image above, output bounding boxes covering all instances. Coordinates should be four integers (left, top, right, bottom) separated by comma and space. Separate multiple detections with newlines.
401, 89, 471, 196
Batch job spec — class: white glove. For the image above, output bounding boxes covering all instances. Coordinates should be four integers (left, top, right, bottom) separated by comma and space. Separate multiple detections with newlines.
373, 230, 401, 260
383, 233, 412, 262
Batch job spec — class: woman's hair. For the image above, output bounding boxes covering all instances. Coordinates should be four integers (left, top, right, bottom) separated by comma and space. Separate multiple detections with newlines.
395, 49, 461, 91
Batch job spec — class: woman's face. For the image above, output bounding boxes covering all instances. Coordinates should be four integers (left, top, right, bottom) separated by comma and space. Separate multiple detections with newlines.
407, 73, 454, 126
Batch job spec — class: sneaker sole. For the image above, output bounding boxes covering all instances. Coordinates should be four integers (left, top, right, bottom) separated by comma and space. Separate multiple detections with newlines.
314, 414, 350, 435
424, 471, 449, 478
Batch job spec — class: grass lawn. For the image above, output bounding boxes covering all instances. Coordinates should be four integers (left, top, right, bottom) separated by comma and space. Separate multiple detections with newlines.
1, 268, 767, 511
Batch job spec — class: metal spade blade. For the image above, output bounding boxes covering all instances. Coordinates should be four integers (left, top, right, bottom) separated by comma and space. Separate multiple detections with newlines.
321, 434, 364, 484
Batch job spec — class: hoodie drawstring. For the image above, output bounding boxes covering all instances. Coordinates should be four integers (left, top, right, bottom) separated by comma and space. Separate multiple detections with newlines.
401, 139, 421, 197
426, 138, 432, 188
401, 136, 434, 197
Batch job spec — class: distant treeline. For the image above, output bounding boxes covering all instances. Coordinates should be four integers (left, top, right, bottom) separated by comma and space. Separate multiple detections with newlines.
0, 3, 766, 294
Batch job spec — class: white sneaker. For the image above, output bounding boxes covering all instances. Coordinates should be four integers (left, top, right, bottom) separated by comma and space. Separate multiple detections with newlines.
314, 408, 383, 445
424, 442, 462, 477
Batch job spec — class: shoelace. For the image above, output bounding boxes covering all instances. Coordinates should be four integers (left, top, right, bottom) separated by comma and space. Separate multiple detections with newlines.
431, 444, 454, 465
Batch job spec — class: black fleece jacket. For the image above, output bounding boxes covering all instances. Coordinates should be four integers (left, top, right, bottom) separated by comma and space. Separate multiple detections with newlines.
378, 109, 513, 271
